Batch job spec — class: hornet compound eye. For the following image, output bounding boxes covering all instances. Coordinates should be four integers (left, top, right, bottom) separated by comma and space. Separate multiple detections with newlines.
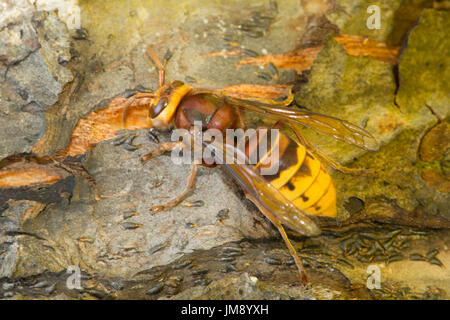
150, 97, 169, 118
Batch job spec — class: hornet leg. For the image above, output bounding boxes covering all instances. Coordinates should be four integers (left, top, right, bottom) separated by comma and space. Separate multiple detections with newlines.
151, 162, 198, 214
245, 191, 308, 285
140, 141, 199, 213
275, 222, 308, 285
140, 141, 184, 164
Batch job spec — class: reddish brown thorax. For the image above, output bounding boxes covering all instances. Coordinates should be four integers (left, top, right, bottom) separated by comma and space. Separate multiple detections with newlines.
175, 95, 238, 131
174, 94, 239, 167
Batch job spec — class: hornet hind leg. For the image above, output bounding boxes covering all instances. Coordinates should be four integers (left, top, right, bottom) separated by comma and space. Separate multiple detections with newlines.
245, 191, 308, 285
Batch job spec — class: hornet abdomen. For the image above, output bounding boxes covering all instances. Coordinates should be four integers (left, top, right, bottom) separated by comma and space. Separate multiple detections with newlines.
249, 129, 337, 218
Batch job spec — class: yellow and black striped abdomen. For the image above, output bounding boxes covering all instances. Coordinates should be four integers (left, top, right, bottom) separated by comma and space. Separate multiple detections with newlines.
252, 129, 336, 218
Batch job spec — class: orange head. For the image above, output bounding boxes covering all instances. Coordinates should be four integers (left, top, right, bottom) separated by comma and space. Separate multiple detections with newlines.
148, 80, 192, 129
